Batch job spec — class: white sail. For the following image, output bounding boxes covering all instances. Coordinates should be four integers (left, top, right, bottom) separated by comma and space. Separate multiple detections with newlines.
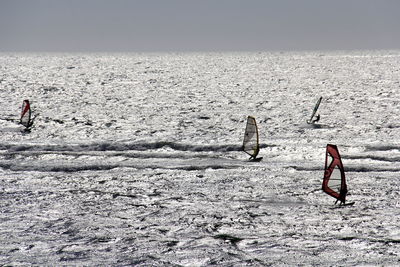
242, 116, 260, 158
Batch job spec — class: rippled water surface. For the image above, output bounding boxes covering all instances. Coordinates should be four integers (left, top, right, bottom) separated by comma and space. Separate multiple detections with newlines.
1, 51, 399, 266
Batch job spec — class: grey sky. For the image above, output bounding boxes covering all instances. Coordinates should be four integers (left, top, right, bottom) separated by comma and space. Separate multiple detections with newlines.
0, 0, 399, 52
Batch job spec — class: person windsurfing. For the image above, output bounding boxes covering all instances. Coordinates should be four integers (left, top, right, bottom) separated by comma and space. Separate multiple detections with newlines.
312, 114, 320, 123
307, 96, 322, 124
335, 186, 348, 205
242, 116, 263, 161
20, 99, 35, 130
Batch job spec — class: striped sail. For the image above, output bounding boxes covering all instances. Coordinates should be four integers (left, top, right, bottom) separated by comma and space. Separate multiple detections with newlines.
20, 99, 31, 128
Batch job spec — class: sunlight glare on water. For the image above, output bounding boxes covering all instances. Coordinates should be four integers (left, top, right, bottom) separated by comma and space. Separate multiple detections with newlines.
0, 51, 400, 266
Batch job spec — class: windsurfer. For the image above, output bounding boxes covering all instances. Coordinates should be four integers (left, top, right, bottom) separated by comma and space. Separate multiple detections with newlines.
311, 114, 320, 123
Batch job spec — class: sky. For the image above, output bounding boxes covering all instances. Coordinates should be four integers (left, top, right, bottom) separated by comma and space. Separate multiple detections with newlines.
0, 0, 399, 52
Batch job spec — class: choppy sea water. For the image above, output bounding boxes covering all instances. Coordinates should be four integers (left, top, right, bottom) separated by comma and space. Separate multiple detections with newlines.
0, 51, 399, 266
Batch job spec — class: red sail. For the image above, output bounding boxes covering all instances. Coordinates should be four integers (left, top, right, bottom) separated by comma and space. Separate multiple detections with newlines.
20, 99, 31, 128
322, 144, 347, 204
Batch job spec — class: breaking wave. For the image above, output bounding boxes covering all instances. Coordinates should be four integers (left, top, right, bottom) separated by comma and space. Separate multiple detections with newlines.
344, 154, 400, 163
0, 140, 252, 172
0, 141, 245, 153
0, 161, 239, 173
365, 144, 400, 152
291, 165, 400, 173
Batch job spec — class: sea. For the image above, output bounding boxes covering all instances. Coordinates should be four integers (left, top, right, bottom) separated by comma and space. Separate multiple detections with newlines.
0, 51, 399, 266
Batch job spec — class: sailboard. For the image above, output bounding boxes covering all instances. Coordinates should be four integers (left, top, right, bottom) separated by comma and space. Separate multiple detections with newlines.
322, 144, 353, 205
242, 116, 262, 161
20, 99, 33, 129
307, 96, 322, 124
